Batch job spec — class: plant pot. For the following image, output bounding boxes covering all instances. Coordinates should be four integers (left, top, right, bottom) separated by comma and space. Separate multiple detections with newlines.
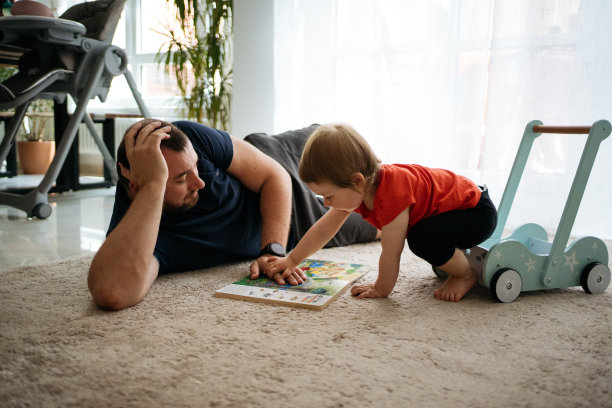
17, 140, 55, 174
10, 1, 54, 17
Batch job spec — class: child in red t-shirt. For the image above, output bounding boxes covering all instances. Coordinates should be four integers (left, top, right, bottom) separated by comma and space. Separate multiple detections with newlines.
264, 123, 497, 302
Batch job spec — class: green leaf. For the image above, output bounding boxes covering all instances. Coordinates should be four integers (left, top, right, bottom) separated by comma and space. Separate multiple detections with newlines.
159, 0, 233, 129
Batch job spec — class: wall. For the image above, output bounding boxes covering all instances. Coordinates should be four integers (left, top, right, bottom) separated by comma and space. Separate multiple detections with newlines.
231, 0, 275, 138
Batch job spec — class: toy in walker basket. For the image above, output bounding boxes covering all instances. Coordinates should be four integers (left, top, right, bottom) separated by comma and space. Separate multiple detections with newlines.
434, 119, 610, 302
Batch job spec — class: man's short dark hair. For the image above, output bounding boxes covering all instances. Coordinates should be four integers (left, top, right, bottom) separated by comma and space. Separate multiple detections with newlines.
116, 119, 189, 190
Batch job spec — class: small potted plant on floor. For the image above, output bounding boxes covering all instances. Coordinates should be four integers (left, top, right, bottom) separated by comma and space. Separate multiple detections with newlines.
17, 99, 55, 174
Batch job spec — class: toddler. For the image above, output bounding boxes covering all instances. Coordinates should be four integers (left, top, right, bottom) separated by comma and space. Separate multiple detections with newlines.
264, 123, 497, 302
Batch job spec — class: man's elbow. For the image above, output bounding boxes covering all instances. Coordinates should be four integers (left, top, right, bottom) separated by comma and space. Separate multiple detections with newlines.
267, 160, 290, 184
89, 286, 132, 311
88, 271, 142, 311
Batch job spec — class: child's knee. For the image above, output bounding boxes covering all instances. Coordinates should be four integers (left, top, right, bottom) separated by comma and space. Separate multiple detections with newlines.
407, 232, 454, 266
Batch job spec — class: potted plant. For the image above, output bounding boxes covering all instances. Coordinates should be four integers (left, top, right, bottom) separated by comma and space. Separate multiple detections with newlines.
0, 66, 55, 174
17, 99, 55, 174
156, 0, 233, 130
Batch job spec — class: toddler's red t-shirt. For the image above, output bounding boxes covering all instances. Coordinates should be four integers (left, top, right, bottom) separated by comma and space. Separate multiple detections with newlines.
355, 164, 481, 231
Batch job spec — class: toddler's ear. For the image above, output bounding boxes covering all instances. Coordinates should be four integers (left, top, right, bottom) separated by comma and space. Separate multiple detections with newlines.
350, 172, 366, 187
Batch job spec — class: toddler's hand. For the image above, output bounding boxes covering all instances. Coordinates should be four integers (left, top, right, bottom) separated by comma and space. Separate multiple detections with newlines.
351, 283, 385, 299
263, 256, 306, 286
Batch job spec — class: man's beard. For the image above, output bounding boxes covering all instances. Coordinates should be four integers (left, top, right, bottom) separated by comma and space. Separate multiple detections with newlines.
163, 191, 200, 214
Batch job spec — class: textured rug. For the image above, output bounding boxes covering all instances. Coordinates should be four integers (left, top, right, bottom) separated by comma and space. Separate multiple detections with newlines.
1, 242, 611, 408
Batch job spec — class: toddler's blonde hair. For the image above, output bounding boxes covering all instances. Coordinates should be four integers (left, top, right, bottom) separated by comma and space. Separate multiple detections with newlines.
299, 123, 380, 189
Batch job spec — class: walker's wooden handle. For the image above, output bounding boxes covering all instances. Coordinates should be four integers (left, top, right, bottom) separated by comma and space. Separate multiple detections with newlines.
533, 125, 591, 134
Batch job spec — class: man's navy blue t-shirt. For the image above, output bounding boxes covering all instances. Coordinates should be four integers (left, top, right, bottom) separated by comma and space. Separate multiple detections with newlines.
107, 121, 262, 273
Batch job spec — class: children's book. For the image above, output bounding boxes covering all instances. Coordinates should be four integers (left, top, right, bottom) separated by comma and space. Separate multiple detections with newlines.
215, 259, 371, 310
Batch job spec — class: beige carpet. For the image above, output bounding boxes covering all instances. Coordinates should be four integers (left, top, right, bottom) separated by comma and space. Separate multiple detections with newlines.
1, 242, 611, 408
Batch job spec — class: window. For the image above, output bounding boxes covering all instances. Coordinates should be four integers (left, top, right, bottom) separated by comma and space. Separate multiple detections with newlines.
272, 0, 612, 239
85, 0, 182, 117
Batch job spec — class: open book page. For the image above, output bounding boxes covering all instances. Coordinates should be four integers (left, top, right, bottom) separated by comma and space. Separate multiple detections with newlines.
215, 259, 372, 310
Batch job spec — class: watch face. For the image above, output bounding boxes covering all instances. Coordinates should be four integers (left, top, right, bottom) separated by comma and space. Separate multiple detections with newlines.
270, 242, 285, 256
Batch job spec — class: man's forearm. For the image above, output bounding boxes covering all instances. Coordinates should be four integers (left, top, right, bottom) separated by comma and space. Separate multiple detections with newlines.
258, 168, 292, 248
88, 183, 165, 309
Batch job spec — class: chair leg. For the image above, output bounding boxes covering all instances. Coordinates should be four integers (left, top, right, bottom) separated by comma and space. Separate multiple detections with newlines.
82, 113, 118, 183
124, 70, 151, 118
0, 103, 53, 218
0, 103, 28, 165
37, 61, 106, 197
0, 62, 106, 218
0, 188, 51, 218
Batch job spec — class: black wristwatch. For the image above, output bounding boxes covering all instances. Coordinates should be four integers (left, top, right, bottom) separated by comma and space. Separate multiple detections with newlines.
258, 242, 286, 257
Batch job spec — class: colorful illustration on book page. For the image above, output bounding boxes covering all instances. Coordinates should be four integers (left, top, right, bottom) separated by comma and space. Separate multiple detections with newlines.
232, 259, 368, 296
215, 259, 371, 309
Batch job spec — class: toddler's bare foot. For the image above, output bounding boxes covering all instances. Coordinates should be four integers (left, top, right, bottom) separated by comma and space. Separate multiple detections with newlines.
433, 269, 477, 302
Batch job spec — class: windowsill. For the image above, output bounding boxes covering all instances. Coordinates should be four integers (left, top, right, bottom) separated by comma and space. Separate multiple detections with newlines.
72, 97, 184, 120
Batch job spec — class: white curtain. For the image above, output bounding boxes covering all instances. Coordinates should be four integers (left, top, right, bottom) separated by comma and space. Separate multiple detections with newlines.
273, 0, 612, 240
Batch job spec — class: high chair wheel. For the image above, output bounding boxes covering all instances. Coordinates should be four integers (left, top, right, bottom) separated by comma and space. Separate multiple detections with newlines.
491, 268, 522, 303
581, 263, 610, 294
32, 203, 52, 219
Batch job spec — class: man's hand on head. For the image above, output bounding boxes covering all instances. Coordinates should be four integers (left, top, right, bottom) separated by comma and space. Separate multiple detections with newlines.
121, 121, 172, 192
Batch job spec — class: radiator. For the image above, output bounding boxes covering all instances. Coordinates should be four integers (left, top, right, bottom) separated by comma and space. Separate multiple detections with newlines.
78, 122, 102, 156
78, 117, 142, 156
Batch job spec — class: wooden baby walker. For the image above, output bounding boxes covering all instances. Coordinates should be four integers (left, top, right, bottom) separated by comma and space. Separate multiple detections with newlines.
434, 119, 611, 302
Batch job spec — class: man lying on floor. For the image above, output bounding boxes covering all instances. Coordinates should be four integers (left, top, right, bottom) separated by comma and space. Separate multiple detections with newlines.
88, 119, 378, 310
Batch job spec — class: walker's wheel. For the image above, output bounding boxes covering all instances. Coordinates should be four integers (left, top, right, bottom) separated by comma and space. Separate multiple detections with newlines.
32, 203, 52, 219
491, 268, 522, 303
431, 265, 448, 279
581, 263, 610, 294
